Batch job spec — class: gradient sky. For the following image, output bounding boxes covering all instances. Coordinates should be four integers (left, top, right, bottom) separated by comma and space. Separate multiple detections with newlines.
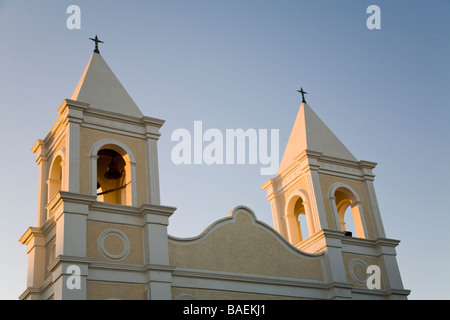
0, 0, 449, 300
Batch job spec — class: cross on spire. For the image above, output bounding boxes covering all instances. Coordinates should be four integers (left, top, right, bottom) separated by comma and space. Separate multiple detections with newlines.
297, 87, 307, 103
89, 35, 104, 54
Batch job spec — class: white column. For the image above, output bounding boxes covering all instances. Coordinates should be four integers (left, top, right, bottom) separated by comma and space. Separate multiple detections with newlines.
328, 195, 341, 232
32, 140, 48, 227
63, 100, 87, 194
37, 156, 49, 226
141, 204, 176, 300
49, 193, 94, 300
130, 161, 138, 206
89, 154, 98, 197
54, 197, 89, 257
146, 137, 161, 205
66, 121, 81, 193
364, 179, 386, 238
377, 243, 407, 296
51, 261, 89, 300
305, 169, 328, 231
20, 228, 46, 292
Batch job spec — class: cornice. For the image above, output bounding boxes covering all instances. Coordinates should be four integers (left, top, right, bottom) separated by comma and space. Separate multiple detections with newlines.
18, 287, 41, 300
172, 267, 328, 289
19, 227, 44, 245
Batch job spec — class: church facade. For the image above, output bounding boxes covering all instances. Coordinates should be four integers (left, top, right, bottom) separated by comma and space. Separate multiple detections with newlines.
19, 45, 410, 300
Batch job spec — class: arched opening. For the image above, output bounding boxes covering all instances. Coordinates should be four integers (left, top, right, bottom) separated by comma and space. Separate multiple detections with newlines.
334, 187, 366, 238
96, 147, 132, 206
48, 155, 63, 202
294, 197, 310, 241
285, 192, 313, 245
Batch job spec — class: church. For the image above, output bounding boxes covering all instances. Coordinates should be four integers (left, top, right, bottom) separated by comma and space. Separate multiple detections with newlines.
19, 38, 410, 300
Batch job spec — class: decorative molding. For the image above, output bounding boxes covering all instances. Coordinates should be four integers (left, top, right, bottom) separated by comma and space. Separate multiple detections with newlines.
349, 258, 369, 285
98, 229, 131, 261
175, 294, 198, 300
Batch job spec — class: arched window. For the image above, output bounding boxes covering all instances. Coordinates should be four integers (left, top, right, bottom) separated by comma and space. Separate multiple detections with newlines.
96, 147, 131, 206
90, 139, 137, 207
329, 184, 367, 239
285, 190, 314, 245
48, 155, 63, 202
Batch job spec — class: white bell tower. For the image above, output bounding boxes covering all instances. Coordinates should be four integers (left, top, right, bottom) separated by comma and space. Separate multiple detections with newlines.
261, 94, 407, 297
20, 38, 176, 300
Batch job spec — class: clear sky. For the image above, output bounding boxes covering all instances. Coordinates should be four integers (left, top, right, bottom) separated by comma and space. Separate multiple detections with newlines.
0, 0, 449, 300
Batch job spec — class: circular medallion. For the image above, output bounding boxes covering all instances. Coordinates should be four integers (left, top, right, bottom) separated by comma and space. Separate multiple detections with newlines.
98, 229, 130, 261
349, 258, 369, 285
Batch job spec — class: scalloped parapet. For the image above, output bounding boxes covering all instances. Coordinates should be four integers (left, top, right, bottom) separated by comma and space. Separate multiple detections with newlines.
168, 205, 325, 281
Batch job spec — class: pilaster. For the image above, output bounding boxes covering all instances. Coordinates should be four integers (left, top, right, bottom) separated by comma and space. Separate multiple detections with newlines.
140, 203, 176, 299
32, 140, 48, 227
19, 227, 46, 292
49, 255, 92, 300
305, 168, 328, 231
144, 117, 164, 205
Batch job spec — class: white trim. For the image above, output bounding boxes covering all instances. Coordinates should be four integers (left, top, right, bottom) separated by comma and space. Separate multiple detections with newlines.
175, 294, 198, 300
67, 122, 81, 193
364, 180, 386, 238
305, 170, 328, 230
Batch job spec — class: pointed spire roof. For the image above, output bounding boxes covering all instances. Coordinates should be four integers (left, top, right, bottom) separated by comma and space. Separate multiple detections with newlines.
71, 52, 143, 118
278, 102, 357, 174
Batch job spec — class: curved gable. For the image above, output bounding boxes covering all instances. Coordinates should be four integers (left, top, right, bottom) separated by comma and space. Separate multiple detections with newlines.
168, 206, 324, 280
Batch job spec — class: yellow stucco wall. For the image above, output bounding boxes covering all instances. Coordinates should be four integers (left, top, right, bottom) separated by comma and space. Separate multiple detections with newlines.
169, 209, 324, 281
86, 220, 143, 265
172, 287, 306, 300
87, 281, 146, 300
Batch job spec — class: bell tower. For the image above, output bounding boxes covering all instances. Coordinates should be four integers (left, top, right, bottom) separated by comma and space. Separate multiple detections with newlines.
20, 38, 176, 300
261, 98, 387, 249
261, 94, 407, 296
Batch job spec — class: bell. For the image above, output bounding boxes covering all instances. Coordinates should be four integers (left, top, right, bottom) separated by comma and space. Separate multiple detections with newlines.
104, 158, 123, 180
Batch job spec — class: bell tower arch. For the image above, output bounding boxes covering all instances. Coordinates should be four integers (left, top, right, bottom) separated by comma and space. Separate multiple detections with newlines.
89, 139, 138, 207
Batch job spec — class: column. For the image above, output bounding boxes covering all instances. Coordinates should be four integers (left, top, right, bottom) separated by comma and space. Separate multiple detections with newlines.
305, 169, 328, 231
19, 228, 46, 297
146, 135, 161, 205
66, 121, 81, 193
50, 192, 94, 300
141, 204, 176, 299
32, 140, 48, 227
364, 179, 386, 238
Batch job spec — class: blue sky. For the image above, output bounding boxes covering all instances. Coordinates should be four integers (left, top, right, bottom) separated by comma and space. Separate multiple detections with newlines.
0, 0, 449, 300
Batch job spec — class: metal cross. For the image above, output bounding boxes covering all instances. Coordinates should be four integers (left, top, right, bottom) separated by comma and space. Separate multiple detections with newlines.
297, 87, 307, 103
89, 35, 104, 54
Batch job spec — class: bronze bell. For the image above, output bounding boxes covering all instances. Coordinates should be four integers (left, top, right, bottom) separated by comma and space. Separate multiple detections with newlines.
104, 157, 123, 180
